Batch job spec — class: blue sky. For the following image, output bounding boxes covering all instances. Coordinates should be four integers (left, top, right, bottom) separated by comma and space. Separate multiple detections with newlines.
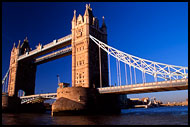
2, 2, 188, 103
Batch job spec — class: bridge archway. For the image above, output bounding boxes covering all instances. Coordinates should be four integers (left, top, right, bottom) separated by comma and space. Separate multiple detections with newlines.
17, 89, 25, 97
35, 55, 72, 94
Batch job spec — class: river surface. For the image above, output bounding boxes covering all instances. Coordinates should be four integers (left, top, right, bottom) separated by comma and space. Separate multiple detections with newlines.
2, 106, 188, 125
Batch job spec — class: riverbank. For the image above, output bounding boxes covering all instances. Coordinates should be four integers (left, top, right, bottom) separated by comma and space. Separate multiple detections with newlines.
160, 102, 188, 107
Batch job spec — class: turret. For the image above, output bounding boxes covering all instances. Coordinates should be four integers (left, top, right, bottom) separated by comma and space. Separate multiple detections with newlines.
101, 16, 107, 34
93, 17, 99, 29
77, 14, 83, 25
17, 40, 21, 49
12, 42, 16, 52
83, 4, 89, 24
20, 37, 31, 55
72, 10, 77, 29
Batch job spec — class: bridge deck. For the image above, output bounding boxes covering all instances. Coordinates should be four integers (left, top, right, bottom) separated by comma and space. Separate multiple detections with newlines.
98, 79, 188, 94
19, 79, 188, 104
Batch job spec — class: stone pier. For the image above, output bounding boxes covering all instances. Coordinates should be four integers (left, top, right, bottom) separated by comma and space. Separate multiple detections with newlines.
2, 94, 21, 113
52, 85, 120, 116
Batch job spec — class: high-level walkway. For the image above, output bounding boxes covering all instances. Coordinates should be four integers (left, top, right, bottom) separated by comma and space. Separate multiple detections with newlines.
17, 34, 72, 61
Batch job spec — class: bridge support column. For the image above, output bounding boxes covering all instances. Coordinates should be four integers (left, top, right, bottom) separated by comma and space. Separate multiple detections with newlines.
2, 94, 21, 113
52, 87, 121, 116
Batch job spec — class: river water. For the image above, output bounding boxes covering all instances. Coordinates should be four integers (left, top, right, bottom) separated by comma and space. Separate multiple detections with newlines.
2, 106, 188, 125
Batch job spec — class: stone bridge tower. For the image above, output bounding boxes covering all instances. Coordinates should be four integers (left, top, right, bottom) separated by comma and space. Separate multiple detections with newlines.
8, 38, 36, 97
72, 4, 109, 88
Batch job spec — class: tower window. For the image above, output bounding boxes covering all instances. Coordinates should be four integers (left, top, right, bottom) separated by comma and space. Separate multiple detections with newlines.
79, 74, 81, 79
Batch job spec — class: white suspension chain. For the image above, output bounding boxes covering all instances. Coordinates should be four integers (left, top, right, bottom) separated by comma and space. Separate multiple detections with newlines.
99, 44, 102, 88
130, 65, 132, 85
108, 52, 112, 87
89, 35, 188, 80
134, 67, 137, 84
116, 59, 119, 86
118, 60, 121, 86
124, 63, 128, 85
2, 68, 10, 85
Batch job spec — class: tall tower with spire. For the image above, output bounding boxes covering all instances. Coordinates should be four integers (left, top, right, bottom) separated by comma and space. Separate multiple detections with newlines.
8, 38, 36, 97
71, 4, 108, 88
8, 42, 20, 96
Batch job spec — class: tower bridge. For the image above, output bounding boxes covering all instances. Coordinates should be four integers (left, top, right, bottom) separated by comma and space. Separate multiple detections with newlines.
2, 4, 188, 114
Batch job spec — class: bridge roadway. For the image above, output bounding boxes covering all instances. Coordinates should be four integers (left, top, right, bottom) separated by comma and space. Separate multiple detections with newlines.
17, 34, 72, 61
98, 78, 188, 94
19, 79, 188, 104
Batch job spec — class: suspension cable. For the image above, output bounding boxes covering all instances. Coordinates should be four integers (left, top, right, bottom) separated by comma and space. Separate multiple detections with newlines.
168, 66, 171, 80
7, 75, 9, 93
108, 52, 112, 87
89, 35, 188, 80
118, 60, 121, 86
184, 68, 187, 78
2, 68, 9, 85
141, 60, 145, 84
144, 71, 146, 83
2, 82, 4, 93
134, 67, 137, 84
5, 77, 7, 93
99, 44, 102, 88
142, 71, 145, 83
154, 63, 157, 82
116, 59, 119, 86
130, 65, 132, 85
124, 63, 128, 85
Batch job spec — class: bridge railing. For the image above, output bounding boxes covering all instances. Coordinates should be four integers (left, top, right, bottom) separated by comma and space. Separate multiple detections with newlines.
34, 47, 72, 63
98, 79, 188, 92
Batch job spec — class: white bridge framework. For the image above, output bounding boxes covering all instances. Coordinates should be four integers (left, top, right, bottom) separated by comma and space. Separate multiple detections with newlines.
90, 35, 188, 83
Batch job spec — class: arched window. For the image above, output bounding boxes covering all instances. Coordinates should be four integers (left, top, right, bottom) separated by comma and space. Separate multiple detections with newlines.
17, 89, 25, 97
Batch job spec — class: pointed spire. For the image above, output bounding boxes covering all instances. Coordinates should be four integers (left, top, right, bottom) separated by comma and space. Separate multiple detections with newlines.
84, 4, 89, 16
72, 10, 76, 21
12, 42, 16, 52
24, 36, 28, 42
102, 16, 106, 28
72, 10, 77, 29
17, 40, 21, 49
88, 3, 92, 11
13, 42, 16, 48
